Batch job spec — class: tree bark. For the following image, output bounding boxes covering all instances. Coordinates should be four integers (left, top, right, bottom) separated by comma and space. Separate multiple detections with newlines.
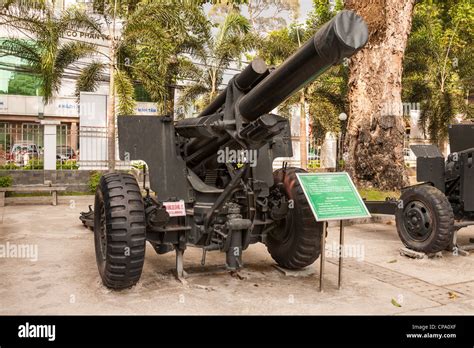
345, 0, 415, 190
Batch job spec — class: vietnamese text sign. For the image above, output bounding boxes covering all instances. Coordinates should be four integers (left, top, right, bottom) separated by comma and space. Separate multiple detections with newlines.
296, 172, 371, 221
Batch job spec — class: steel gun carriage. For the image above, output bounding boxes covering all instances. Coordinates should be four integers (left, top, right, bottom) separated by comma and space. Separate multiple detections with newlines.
92, 10, 368, 289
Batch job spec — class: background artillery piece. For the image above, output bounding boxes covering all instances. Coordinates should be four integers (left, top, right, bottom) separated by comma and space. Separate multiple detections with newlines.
366, 122, 474, 255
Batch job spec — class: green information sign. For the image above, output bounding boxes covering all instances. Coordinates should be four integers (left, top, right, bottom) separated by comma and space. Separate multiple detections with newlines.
296, 172, 371, 221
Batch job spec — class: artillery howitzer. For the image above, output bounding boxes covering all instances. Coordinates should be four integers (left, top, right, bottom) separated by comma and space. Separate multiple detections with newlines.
366, 122, 474, 255
92, 10, 368, 289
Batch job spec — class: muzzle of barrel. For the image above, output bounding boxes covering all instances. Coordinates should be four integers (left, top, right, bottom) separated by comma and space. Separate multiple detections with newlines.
237, 10, 368, 121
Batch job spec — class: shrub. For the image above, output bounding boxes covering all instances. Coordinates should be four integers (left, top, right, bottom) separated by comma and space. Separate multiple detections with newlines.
56, 160, 79, 170
0, 163, 19, 170
24, 159, 44, 170
0, 175, 13, 187
307, 160, 320, 169
88, 171, 102, 193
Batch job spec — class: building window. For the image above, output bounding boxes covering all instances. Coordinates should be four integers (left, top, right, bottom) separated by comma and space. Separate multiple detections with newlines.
0, 40, 42, 97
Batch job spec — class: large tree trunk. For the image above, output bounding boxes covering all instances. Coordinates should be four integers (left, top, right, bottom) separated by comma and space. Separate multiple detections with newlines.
345, 0, 415, 190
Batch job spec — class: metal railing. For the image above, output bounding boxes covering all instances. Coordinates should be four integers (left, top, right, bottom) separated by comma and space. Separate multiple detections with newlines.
0, 122, 83, 170
0, 122, 44, 169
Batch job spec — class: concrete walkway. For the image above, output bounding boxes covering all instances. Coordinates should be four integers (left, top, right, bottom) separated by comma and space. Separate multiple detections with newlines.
1, 198, 474, 315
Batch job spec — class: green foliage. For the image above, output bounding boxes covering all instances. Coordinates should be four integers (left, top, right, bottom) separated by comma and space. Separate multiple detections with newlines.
357, 188, 400, 201
307, 160, 320, 169
258, 0, 346, 144
88, 171, 102, 193
0, 163, 19, 170
0, 6, 103, 104
0, 161, 78, 170
177, 10, 256, 115
0, 0, 47, 11
403, 0, 474, 144
114, 69, 136, 116
133, 84, 152, 102
74, 61, 105, 101
306, 0, 343, 30
257, 26, 299, 65
23, 159, 43, 170
121, 1, 210, 114
56, 160, 79, 170
0, 175, 13, 187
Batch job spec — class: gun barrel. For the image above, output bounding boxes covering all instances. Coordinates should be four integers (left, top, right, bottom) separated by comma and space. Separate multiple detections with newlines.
238, 10, 368, 121
197, 58, 268, 117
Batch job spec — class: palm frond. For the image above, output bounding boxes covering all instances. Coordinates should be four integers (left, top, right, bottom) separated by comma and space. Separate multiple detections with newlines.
176, 58, 205, 81
178, 83, 209, 113
115, 69, 136, 116
0, 0, 46, 11
45, 41, 96, 101
59, 8, 103, 37
55, 41, 96, 72
0, 38, 40, 64
216, 11, 250, 47
75, 61, 105, 101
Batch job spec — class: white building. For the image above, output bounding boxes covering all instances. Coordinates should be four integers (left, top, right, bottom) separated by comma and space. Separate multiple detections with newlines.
0, 0, 158, 166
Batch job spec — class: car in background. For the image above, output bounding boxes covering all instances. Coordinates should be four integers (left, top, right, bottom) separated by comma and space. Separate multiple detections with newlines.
8, 142, 40, 163
56, 145, 76, 161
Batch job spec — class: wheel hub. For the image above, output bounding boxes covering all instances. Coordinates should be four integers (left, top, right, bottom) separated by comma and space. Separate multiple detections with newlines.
403, 200, 433, 241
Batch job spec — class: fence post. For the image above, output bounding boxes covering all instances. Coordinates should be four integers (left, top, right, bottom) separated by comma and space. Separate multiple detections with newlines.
41, 120, 60, 170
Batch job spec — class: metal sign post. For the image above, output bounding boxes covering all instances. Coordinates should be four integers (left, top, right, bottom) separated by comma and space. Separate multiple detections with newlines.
319, 220, 345, 292
319, 222, 326, 292
338, 220, 344, 290
296, 172, 371, 292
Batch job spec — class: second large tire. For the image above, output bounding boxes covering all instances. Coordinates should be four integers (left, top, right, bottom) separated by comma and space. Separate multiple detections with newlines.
395, 185, 454, 253
266, 167, 324, 269
94, 172, 146, 290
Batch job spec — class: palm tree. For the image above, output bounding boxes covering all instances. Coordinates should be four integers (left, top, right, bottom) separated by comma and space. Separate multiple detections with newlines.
0, 4, 103, 104
90, 0, 208, 169
121, 1, 210, 116
178, 11, 255, 115
403, 0, 473, 149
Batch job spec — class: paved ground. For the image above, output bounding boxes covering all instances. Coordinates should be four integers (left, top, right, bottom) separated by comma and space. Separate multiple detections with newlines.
1, 197, 474, 315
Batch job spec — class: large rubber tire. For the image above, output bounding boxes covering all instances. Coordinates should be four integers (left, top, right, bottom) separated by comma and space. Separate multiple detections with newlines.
94, 172, 146, 290
266, 167, 324, 269
395, 185, 454, 253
